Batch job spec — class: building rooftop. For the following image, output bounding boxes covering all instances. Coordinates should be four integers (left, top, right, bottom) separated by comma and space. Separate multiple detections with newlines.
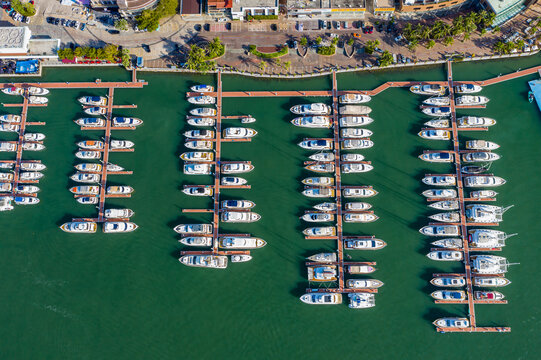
0, 27, 30, 53
288, 0, 365, 10
180, 0, 201, 14
483, 0, 523, 14
375, 0, 394, 8
117, 0, 158, 11
232, 0, 277, 11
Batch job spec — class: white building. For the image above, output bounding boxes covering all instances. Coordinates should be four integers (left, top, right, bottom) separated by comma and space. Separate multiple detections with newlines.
0, 27, 31, 55
231, 0, 279, 20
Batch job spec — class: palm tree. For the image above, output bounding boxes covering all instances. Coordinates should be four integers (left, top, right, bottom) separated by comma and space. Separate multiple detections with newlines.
300, 37, 308, 47
403, 23, 413, 40
420, 25, 431, 40
463, 33, 471, 42
426, 40, 436, 49
408, 39, 419, 52
443, 36, 454, 46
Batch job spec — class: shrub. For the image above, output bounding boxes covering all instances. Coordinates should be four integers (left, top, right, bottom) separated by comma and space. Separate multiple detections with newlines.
136, 0, 178, 32
206, 37, 225, 60
186, 45, 215, 73
317, 45, 335, 56
11, 0, 35, 17
347, 38, 354, 46
249, 45, 288, 58
364, 40, 379, 55
378, 50, 393, 67
58, 45, 123, 62
246, 15, 278, 20
115, 19, 129, 31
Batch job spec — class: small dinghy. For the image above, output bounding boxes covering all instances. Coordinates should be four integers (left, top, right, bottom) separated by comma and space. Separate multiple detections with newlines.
431, 290, 466, 301
298, 139, 333, 151
340, 128, 373, 138
426, 250, 463, 261
103, 222, 138, 233
307, 253, 337, 263
22, 143, 45, 151
183, 187, 213, 196
231, 255, 253, 263
419, 152, 453, 163
341, 139, 374, 149
184, 130, 215, 139
339, 116, 374, 127
428, 200, 459, 210
462, 152, 500, 162
430, 276, 466, 287
187, 118, 215, 127
76, 150, 101, 159
422, 106, 451, 117
431, 238, 463, 249
185, 140, 213, 150
23, 133, 45, 141
423, 96, 450, 106
75, 118, 105, 127
113, 117, 143, 127
429, 212, 460, 223
309, 152, 334, 162
189, 108, 217, 116
424, 119, 450, 128
341, 163, 373, 173
20, 162, 46, 171
418, 129, 451, 140
179, 236, 213, 247
465, 140, 499, 150
346, 279, 384, 289
344, 202, 372, 211
344, 213, 378, 223
0, 114, 21, 123
14, 196, 40, 205
187, 95, 216, 105
84, 107, 107, 115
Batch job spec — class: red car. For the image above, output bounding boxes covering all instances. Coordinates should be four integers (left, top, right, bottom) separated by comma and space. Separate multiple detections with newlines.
363, 26, 374, 34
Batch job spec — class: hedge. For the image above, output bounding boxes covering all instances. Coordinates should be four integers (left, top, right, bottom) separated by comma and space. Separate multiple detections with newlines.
249, 45, 288, 59
246, 15, 278, 20
317, 45, 336, 56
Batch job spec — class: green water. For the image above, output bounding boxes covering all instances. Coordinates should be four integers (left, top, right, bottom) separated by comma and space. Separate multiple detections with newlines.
1, 57, 541, 359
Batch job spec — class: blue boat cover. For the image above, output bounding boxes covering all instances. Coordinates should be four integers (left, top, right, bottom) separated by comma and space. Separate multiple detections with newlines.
528, 79, 541, 112
15, 60, 38, 74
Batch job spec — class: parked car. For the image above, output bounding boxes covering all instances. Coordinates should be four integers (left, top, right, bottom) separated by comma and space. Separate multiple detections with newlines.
46, 17, 55, 24
79, 23, 86, 31
353, 33, 362, 38
320, 20, 327, 30
108, 29, 120, 34
293, 40, 298, 49
394, 35, 403, 43
363, 26, 374, 34
343, 21, 348, 29
374, 47, 384, 54
336, 21, 341, 30
297, 22, 304, 31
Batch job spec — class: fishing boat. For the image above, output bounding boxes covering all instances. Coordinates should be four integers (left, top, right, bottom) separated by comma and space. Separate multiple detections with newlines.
60, 221, 97, 233
221, 200, 255, 209
454, 83, 482, 94
183, 187, 213, 196
298, 139, 333, 150
218, 237, 266, 249
187, 95, 216, 105
221, 211, 261, 223
430, 276, 466, 287
307, 265, 337, 282
301, 212, 334, 222
185, 140, 213, 150
422, 106, 451, 117
14, 196, 39, 205
0, 124, 19, 132
344, 213, 378, 223
223, 127, 257, 139
179, 255, 227, 269
190, 84, 214, 92
410, 84, 446, 95
348, 293, 376, 309
290, 103, 330, 115
23, 133, 45, 142
309, 152, 334, 161
0, 114, 21, 123
418, 129, 451, 140
0, 142, 17, 152
471, 255, 510, 274
464, 176, 506, 187
78, 140, 104, 150
457, 116, 496, 128
307, 253, 337, 262
75, 163, 101, 172
462, 152, 500, 162
0, 196, 13, 211
468, 229, 514, 248
339, 116, 374, 127
70, 172, 100, 183
20, 162, 46, 171
344, 238, 387, 250
419, 225, 460, 236
231, 255, 252, 263
302, 226, 336, 237
28, 96, 48, 105
291, 116, 332, 128
475, 291, 504, 301
429, 200, 459, 210
221, 163, 254, 174
241, 116, 256, 124
76, 196, 98, 205
343, 187, 378, 198
299, 293, 342, 305
341, 154, 365, 162
74, 118, 105, 127
84, 107, 106, 115
184, 163, 213, 175
423, 97, 450, 106
433, 318, 470, 328
189, 108, 217, 116
461, 165, 488, 174
419, 152, 453, 163
346, 279, 384, 289
424, 119, 450, 128
348, 265, 376, 274
473, 277, 511, 287
339, 105, 372, 115
313, 202, 337, 211
20, 172, 44, 180
341, 139, 374, 149
221, 176, 247, 186
184, 130, 214, 139
339, 93, 371, 104
187, 118, 215, 127
302, 177, 334, 186
79, 96, 107, 106
179, 237, 213, 247
305, 163, 335, 173
109, 140, 134, 150
344, 202, 372, 211
455, 95, 489, 105
70, 185, 100, 195
465, 140, 499, 150
0, 173, 13, 181
0, 183, 12, 192
426, 250, 463, 261
75, 150, 101, 159
340, 128, 373, 138
180, 152, 214, 162
104, 209, 134, 218
103, 222, 138, 233
106, 186, 134, 195
470, 190, 498, 198
422, 175, 456, 186
429, 212, 460, 223
431, 290, 466, 301
112, 117, 143, 127
174, 223, 213, 235
2, 87, 24, 95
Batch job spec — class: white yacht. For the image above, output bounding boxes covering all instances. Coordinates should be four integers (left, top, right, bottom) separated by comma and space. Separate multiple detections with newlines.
0, 183, 12, 192
189, 108, 217, 116
470, 190, 498, 198
429, 212, 460, 223
221, 211, 261, 223
221, 176, 247, 186
241, 116, 256, 124
301, 212, 334, 222
187, 95, 216, 105
179, 237, 213, 247
84, 107, 106, 116
341, 154, 365, 162
180, 151, 214, 162
28, 96, 48, 104
307, 265, 337, 282
60, 221, 97, 233
419, 225, 460, 236
231, 255, 252, 263
429, 200, 459, 210
462, 152, 500, 162
70, 185, 100, 195
20, 162, 46, 171
14, 196, 40, 205
185, 140, 213, 150
422, 106, 451, 117
339, 94, 371, 104
422, 176, 456, 186
183, 187, 213, 196
76, 151, 101, 159
307, 253, 337, 263
110, 140, 135, 150
22, 143, 45, 151
419, 152, 453, 163
76, 196, 98, 205
302, 177, 334, 186
457, 116, 496, 127
187, 118, 215, 127
0, 114, 21, 123
344, 238, 386, 250
418, 129, 451, 140
431, 290, 466, 301
346, 279, 384, 289
184, 130, 214, 139
340, 128, 372, 138
179, 255, 227, 269
344, 202, 372, 211
302, 226, 336, 237
426, 250, 463, 261
344, 213, 378, 223
0, 124, 19, 132
291, 116, 332, 128
465, 140, 499, 150
431, 238, 463, 249
106, 186, 134, 195
313, 202, 337, 211
469, 229, 514, 246
0, 142, 17, 152
341, 139, 374, 149
343, 187, 378, 198
341, 163, 373, 173
75, 163, 101, 172
474, 291, 505, 301
219, 237, 266, 249
2, 87, 24, 95
466, 204, 507, 224
221, 163, 254, 174
300, 293, 342, 305
424, 119, 450, 128
290, 103, 330, 115
433, 318, 470, 329
103, 222, 138, 233
431, 276, 466, 287
20, 172, 44, 180
423, 97, 450, 106
454, 83, 482, 94
183, 163, 213, 175
70, 172, 100, 183
0, 162, 13, 169
79, 96, 107, 106
348, 265, 376, 274
410, 84, 446, 95
75, 118, 105, 127
23, 133, 45, 141
0, 196, 13, 211
455, 95, 489, 106
28, 87, 49, 96
348, 293, 375, 309
309, 152, 334, 161
339, 116, 374, 127
223, 127, 257, 139
464, 176, 506, 187
174, 223, 213, 235
112, 117, 143, 127
78, 140, 104, 150
221, 200, 255, 209
104, 209, 134, 218
0, 173, 13, 181
473, 277, 511, 287
298, 139, 333, 150
190, 84, 214, 92
470, 255, 509, 274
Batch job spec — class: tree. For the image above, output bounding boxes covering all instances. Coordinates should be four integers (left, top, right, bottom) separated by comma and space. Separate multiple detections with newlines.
493, 25, 501, 32
364, 40, 380, 54
408, 39, 419, 51
420, 26, 431, 40
403, 23, 413, 40
300, 37, 308, 47
378, 50, 394, 67
57, 48, 74, 60
114, 19, 128, 31
331, 37, 338, 46
207, 37, 224, 59
515, 39, 525, 50
259, 61, 267, 71
443, 36, 454, 46
11, 0, 35, 17
463, 33, 471, 42
426, 40, 435, 49
316, 37, 322, 45
136, 0, 179, 31
492, 41, 507, 54
186, 45, 215, 73
347, 38, 354, 46
283, 60, 291, 70
103, 44, 119, 62
74, 47, 84, 58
